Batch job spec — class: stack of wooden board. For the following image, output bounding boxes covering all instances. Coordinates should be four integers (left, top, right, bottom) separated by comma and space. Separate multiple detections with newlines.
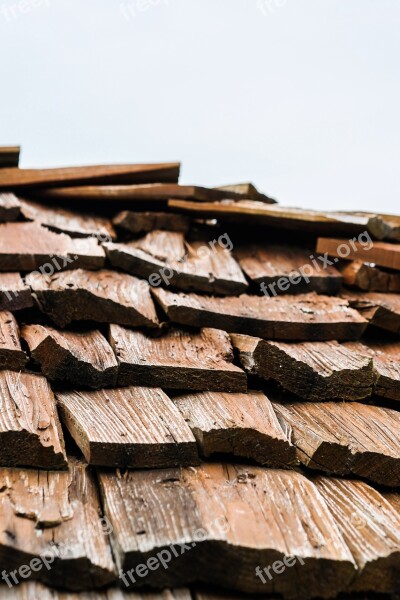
0, 147, 399, 600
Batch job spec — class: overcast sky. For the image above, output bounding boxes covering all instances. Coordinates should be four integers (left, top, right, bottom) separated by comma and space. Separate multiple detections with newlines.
0, 0, 399, 213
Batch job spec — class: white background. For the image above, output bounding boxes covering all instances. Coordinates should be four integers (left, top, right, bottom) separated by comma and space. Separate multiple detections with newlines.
0, 0, 399, 214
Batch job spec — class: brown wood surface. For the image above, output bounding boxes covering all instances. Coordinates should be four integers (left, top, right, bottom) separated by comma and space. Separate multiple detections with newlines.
273, 401, 400, 486
342, 290, 400, 334
0, 459, 115, 589
0, 311, 27, 369
26, 269, 159, 328
235, 243, 342, 294
56, 386, 199, 468
98, 463, 356, 597
109, 325, 247, 392
317, 237, 400, 270
19, 198, 116, 239
214, 182, 276, 203
0, 370, 67, 468
339, 260, 400, 292
0, 273, 33, 311
232, 336, 374, 400
0, 222, 105, 271
21, 324, 118, 388
105, 230, 248, 295
0, 192, 21, 221
315, 477, 400, 594
0, 584, 192, 599
152, 288, 368, 341
0, 163, 180, 190
173, 390, 295, 466
113, 210, 190, 234
0, 146, 20, 168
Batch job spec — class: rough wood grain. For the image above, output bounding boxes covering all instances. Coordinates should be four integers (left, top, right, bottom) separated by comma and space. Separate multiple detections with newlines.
0, 222, 105, 271
0, 192, 21, 221
214, 182, 276, 203
273, 401, 400, 486
0, 460, 115, 589
315, 477, 400, 594
235, 243, 342, 295
26, 269, 159, 328
98, 463, 356, 598
105, 231, 248, 295
56, 387, 199, 468
317, 237, 400, 270
0, 273, 33, 311
232, 336, 374, 400
342, 290, 400, 334
345, 339, 400, 401
152, 288, 368, 341
173, 390, 295, 466
109, 325, 247, 392
0, 311, 26, 369
0, 370, 67, 468
339, 260, 400, 292
0, 584, 192, 599
21, 324, 118, 388
19, 198, 116, 239
0, 146, 20, 168
113, 211, 190, 234
0, 163, 180, 190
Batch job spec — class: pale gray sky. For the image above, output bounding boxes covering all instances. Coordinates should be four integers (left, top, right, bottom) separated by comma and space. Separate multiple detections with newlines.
0, 0, 399, 213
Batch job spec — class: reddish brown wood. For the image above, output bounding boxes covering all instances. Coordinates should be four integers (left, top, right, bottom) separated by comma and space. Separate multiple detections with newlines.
339, 260, 400, 292
0, 273, 33, 311
0, 311, 26, 369
0, 192, 21, 221
342, 290, 400, 334
317, 237, 400, 270
113, 210, 190, 234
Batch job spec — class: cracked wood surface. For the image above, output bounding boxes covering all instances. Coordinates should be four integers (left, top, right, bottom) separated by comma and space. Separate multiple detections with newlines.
0, 192, 21, 222
153, 288, 368, 341
173, 390, 295, 466
0, 370, 67, 469
0, 163, 180, 190
98, 463, 356, 598
339, 260, 400, 292
105, 230, 248, 295
342, 290, 400, 334
315, 477, 400, 594
235, 243, 342, 295
0, 273, 33, 311
26, 269, 159, 328
232, 336, 374, 400
0, 222, 105, 271
113, 210, 190, 234
109, 325, 247, 392
56, 387, 199, 468
317, 237, 400, 270
273, 401, 400, 486
0, 460, 115, 589
21, 324, 118, 389
0, 311, 26, 370
0, 584, 192, 599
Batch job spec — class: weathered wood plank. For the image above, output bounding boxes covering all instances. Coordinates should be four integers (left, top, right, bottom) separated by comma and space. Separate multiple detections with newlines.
21, 324, 118, 388
214, 182, 276, 203
342, 290, 400, 334
0, 583, 192, 599
19, 198, 116, 239
0, 192, 21, 222
317, 237, 400, 270
173, 390, 295, 466
0, 146, 20, 168
56, 387, 199, 468
0, 163, 180, 190
0, 222, 105, 271
26, 269, 159, 328
273, 401, 400, 486
105, 231, 248, 295
98, 463, 356, 597
113, 211, 190, 234
235, 243, 342, 295
0, 460, 115, 589
0, 370, 66, 468
232, 336, 374, 400
0, 273, 33, 311
339, 260, 400, 292
0, 311, 27, 370
109, 325, 247, 392
315, 477, 400, 594
152, 288, 368, 341
343, 211, 400, 242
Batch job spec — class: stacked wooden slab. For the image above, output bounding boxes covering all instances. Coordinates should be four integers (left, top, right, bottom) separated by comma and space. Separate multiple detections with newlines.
0, 148, 399, 599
